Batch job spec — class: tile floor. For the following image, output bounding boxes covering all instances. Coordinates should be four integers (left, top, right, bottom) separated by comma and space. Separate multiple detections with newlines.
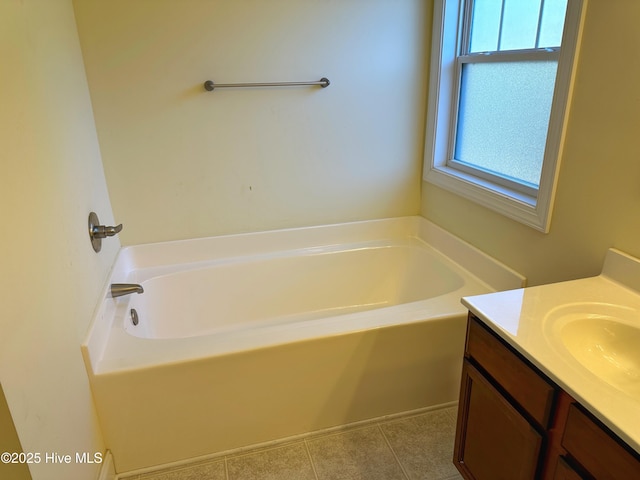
119, 405, 464, 480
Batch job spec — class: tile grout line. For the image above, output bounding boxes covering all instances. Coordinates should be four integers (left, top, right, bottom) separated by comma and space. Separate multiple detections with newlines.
303, 439, 321, 480
224, 455, 230, 480
377, 422, 411, 480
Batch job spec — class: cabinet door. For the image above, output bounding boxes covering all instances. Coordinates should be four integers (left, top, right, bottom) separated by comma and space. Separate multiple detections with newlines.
454, 360, 543, 480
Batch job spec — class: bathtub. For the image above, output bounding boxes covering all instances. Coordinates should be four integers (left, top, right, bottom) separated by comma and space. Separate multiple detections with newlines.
82, 216, 524, 473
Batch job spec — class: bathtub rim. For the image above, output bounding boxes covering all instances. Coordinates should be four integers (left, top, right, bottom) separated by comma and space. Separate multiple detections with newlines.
102, 216, 524, 290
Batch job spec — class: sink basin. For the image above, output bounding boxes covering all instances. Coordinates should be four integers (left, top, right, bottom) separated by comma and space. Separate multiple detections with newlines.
545, 304, 640, 399
561, 319, 640, 387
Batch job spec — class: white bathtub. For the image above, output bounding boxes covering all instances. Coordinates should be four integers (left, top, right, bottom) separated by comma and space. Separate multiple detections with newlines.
82, 216, 524, 473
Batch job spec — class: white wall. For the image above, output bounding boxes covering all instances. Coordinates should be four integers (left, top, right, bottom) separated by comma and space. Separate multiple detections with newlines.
421, 0, 640, 286
0, 1, 118, 478
73, 0, 430, 245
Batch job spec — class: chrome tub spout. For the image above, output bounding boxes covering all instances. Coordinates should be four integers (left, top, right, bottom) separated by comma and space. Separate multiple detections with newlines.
111, 283, 144, 298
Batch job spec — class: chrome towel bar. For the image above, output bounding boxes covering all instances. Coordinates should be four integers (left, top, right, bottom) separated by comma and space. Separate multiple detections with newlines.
204, 77, 330, 91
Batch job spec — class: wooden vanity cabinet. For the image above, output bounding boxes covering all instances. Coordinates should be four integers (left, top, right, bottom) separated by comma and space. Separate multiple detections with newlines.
454, 314, 556, 479
454, 313, 640, 480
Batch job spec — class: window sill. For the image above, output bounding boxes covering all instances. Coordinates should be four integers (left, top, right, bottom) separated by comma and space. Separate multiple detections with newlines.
424, 164, 552, 233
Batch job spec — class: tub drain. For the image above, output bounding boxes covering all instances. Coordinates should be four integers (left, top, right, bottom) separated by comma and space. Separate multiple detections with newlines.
130, 308, 139, 326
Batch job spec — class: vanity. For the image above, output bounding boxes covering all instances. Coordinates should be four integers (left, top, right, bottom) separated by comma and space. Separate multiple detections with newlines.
454, 249, 640, 480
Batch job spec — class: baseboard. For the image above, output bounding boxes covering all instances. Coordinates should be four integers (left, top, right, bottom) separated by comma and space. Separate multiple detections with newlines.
97, 450, 115, 480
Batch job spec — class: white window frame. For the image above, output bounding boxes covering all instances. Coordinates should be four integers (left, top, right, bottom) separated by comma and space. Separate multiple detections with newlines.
423, 0, 587, 233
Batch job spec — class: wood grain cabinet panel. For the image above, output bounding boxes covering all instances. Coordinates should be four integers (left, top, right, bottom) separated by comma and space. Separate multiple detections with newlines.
552, 457, 585, 480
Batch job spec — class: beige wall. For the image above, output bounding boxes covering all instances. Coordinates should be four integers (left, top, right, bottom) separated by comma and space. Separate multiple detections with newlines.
73, 0, 430, 245
0, 0, 118, 479
422, 0, 640, 286
0, 385, 31, 480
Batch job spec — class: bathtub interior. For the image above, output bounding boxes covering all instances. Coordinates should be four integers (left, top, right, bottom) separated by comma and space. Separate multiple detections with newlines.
124, 239, 466, 340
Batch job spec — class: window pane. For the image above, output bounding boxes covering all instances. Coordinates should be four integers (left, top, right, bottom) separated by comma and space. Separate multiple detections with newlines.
538, 0, 568, 47
469, 0, 502, 53
454, 60, 558, 187
500, 0, 542, 50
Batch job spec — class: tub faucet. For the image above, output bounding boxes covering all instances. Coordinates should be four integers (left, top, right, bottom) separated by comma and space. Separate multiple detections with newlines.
111, 283, 144, 298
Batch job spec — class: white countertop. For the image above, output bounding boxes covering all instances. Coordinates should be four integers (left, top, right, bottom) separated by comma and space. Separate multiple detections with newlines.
462, 248, 640, 454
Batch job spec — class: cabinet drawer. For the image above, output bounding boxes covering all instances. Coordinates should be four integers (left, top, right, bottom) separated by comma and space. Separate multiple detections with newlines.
466, 315, 556, 426
562, 404, 640, 480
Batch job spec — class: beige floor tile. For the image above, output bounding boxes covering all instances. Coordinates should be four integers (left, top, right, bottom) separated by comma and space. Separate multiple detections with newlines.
121, 407, 463, 480
134, 459, 226, 480
380, 408, 460, 480
226, 441, 316, 480
443, 405, 459, 423
307, 425, 406, 480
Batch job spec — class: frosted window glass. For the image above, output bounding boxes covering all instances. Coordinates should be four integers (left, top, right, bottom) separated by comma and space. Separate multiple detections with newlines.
539, 0, 568, 47
454, 61, 558, 186
500, 0, 542, 50
469, 0, 502, 53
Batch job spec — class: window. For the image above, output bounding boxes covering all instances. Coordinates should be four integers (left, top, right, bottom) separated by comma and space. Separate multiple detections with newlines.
423, 0, 586, 232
